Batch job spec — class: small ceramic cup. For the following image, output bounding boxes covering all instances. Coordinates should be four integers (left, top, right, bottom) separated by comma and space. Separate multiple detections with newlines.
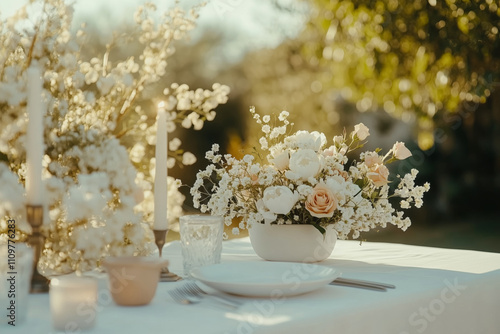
102, 256, 168, 306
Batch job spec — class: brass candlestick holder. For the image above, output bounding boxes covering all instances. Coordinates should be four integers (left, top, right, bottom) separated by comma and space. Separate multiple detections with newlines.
26, 205, 50, 293
153, 229, 182, 282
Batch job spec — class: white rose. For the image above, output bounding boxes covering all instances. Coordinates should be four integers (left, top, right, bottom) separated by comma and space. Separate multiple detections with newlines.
333, 135, 343, 144
262, 186, 299, 215
270, 150, 289, 171
353, 123, 370, 140
392, 141, 412, 160
286, 131, 326, 151
308, 131, 327, 151
325, 175, 348, 204
288, 149, 321, 180
256, 199, 277, 223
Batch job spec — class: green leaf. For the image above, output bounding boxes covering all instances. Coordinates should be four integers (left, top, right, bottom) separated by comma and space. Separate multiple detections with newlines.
313, 224, 326, 235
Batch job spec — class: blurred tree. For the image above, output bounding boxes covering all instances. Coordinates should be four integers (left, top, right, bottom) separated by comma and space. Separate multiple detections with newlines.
78, 11, 246, 213
240, 37, 347, 146
237, 0, 500, 228
314, 0, 500, 149
244, 0, 500, 150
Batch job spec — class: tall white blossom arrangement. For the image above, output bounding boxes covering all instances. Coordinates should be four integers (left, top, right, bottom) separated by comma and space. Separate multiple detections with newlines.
192, 107, 429, 240
0, 0, 229, 274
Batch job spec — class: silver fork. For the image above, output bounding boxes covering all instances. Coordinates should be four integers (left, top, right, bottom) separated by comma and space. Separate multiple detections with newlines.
168, 288, 201, 305
183, 281, 243, 309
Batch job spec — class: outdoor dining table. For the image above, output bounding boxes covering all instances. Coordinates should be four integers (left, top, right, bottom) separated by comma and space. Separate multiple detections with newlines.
9, 237, 500, 334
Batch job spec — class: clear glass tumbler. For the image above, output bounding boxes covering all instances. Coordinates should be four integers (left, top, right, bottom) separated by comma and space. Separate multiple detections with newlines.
179, 215, 223, 277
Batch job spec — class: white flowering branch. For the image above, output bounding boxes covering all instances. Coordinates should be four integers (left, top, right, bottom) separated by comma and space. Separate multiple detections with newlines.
0, 0, 229, 274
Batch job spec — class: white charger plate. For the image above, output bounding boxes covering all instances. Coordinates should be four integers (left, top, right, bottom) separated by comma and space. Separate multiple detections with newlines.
190, 261, 339, 297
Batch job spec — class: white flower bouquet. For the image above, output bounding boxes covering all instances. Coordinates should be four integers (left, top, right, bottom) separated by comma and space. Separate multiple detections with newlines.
192, 107, 430, 240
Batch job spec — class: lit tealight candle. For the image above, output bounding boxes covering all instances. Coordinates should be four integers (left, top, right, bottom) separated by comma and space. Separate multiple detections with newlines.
154, 101, 168, 230
49, 277, 98, 331
25, 65, 44, 205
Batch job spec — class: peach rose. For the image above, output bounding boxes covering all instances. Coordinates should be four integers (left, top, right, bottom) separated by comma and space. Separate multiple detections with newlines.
392, 141, 412, 160
305, 183, 338, 218
367, 164, 389, 187
364, 151, 383, 168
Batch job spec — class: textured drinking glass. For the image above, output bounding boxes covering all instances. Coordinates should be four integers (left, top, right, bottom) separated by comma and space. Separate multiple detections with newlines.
179, 215, 223, 277
50, 277, 98, 331
0, 242, 33, 326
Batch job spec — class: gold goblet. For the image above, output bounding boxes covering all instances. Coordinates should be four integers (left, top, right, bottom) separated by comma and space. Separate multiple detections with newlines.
153, 229, 182, 282
26, 205, 50, 293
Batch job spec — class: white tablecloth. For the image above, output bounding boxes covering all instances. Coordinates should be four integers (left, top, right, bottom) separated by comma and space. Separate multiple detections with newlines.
5, 238, 500, 334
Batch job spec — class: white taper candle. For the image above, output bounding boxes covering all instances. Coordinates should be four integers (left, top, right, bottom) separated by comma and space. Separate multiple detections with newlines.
153, 101, 168, 230
26, 65, 44, 205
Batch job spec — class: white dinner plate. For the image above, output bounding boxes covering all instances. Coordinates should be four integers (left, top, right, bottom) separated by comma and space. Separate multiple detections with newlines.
190, 261, 339, 297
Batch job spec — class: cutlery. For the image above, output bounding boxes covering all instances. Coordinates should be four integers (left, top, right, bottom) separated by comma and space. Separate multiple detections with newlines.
183, 281, 244, 309
329, 281, 387, 291
329, 277, 395, 291
334, 277, 396, 289
168, 288, 201, 305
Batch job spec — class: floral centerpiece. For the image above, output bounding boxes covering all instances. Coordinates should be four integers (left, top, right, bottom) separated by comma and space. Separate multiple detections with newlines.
192, 107, 430, 242
0, 0, 229, 274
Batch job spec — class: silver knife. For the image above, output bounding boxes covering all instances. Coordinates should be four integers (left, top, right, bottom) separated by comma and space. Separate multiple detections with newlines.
329, 280, 387, 291
334, 277, 396, 289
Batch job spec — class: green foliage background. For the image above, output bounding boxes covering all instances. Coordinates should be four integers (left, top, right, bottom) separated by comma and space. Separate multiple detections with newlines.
241, 0, 499, 150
